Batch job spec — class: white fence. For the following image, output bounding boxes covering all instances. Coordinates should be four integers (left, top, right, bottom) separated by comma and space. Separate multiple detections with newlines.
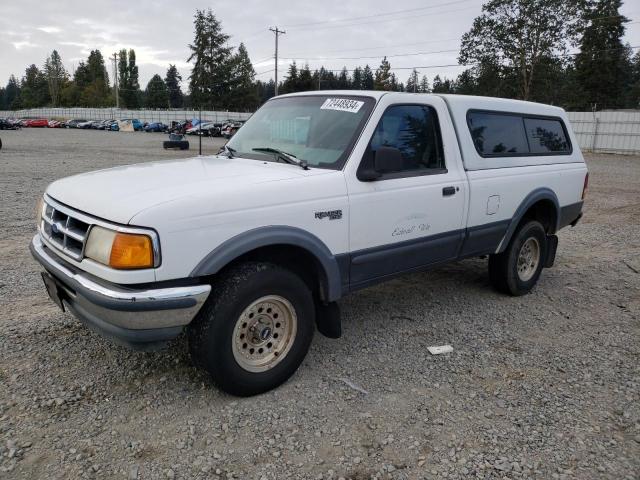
0, 108, 253, 124
566, 111, 640, 155
2, 108, 640, 155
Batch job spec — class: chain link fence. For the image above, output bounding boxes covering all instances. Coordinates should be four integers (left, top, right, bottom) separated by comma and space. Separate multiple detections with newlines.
0, 108, 253, 124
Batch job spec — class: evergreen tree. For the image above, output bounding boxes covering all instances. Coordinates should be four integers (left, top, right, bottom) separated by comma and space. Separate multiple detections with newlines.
352, 67, 363, 90
43, 50, 67, 106
362, 65, 374, 90
337, 67, 350, 89
20, 64, 50, 107
118, 49, 141, 108
374, 57, 392, 90
281, 62, 299, 93
256, 79, 276, 104
86, 50, 110, 85
390, 73, 399, 92
574, 0, 632, 109
164, 64, 183, 108
145, 74, 169, 108
313, 67, 329, 90
297, 64, 315, 91
73, 61, 90, 89
432, 75, 457, 93
187, 9, 233, 109
406, 69, 419, 93
628, 51, 640, 108
4, 75, 21, 109
228, 43, 259, 110
419, 75, 430, 93
75, 50, 111, 106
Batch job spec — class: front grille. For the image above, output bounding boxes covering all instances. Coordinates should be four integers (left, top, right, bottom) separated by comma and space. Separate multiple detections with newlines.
40, 199, 90, 261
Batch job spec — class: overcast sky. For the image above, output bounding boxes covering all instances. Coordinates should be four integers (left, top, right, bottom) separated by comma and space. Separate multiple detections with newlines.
1, 0, 639, 89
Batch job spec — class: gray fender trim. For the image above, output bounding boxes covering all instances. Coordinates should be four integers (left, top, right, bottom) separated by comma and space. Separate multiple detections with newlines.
189, 226, 343, 302
496, 188, 560, 253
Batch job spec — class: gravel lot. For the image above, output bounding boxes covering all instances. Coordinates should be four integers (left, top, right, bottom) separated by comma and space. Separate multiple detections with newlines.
1, 128, 639, 480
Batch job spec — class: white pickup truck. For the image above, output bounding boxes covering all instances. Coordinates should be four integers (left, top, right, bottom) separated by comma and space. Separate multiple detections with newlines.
31, 91, 587, 395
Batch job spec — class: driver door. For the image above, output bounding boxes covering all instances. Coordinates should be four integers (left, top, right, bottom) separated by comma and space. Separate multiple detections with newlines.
344, 96, 467, 288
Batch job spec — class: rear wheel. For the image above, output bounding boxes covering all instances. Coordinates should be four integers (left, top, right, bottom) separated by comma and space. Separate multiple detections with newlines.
488, 220, 547, 296
188, 262, 315, 396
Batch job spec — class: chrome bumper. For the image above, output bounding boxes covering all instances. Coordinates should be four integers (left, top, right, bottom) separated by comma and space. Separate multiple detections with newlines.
30, 234, 211, 349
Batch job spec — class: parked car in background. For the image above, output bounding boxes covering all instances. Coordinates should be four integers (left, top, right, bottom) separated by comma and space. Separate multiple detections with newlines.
109, 121, 120, 131
25, 118, 49, 128
169, 120, 192, 135
48, 120, 64, 128
185, 123, 210, 135
0, 118, 20, 130
221, 120, 245, 139
65, 119, 87, 129
100, 120, 118, 130
75, 120, 96, 129
144, 122, 168, 133
4, 118, 21, 129
200, 123, 222, 137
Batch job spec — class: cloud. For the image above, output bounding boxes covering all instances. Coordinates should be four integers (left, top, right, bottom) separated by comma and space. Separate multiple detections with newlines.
12, 40, 39, 50
37, 26, 61, 34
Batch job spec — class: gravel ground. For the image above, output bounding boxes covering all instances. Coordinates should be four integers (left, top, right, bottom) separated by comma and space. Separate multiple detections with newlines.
0, 128, 639, 480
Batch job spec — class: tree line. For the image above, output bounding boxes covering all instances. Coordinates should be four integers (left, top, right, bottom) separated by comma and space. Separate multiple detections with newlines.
1, 0, 639, 112
0, 48, 188, 110
272, 0, 640, 111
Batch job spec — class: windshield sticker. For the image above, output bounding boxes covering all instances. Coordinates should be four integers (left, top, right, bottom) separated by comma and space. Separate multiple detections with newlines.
320, 98, 364, 113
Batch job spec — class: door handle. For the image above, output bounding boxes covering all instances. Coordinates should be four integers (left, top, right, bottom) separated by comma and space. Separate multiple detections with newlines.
442, 186, 457, 196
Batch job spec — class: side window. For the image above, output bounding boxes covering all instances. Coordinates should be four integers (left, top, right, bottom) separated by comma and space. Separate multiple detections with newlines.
367, 104, 445, 174
524, 117, 571, 153
467, 112, 529, 156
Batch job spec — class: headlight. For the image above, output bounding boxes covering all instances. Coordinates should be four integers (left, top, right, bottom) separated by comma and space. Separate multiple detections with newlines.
85, 226, 156, 269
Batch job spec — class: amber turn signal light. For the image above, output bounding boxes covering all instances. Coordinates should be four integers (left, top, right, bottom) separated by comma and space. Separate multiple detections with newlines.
109, 232, 154, 269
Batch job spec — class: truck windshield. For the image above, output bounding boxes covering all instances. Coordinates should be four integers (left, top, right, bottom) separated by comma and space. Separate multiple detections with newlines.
226, 95, 375, 169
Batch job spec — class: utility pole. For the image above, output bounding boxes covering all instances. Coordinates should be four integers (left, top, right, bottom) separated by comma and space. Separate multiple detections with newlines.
269, 27, 285, 96
112, 52, 119, 110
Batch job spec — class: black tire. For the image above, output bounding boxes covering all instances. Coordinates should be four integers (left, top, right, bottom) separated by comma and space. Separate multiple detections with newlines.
488, 220, 547, 296
188, 262, 315, 396
162, 140, 189, 150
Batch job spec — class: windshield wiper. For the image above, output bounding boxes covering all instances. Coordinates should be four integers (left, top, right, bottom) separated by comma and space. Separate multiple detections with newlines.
218, 144, 236, 158
252, 147, 309, 170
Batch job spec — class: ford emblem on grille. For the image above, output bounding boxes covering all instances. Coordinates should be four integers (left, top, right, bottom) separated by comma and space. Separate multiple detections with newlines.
51, 223, 60, 234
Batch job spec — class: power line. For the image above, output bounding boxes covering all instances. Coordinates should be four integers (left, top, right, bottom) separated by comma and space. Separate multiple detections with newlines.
283, 0, 477, 28
284, 5, 479, 31
283, 37, 462, 57
281, 48, 459, 62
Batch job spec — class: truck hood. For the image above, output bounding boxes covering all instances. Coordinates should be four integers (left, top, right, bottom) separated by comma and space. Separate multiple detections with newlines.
46, 155, 328, 224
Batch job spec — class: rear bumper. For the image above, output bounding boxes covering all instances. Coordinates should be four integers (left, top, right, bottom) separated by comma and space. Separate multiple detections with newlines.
30, 235, 211, 350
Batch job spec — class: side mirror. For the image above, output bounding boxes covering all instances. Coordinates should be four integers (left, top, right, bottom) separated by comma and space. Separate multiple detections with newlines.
374, 146, 403, 173
358, 146, 404, 182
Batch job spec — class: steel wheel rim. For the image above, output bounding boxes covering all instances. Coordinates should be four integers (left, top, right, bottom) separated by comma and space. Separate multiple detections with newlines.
232, 295, 297, 373
517, 237, 540, 282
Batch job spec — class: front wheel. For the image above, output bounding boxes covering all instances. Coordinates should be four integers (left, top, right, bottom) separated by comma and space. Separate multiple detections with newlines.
188, 262, 315, 396
488, 220, 547, 296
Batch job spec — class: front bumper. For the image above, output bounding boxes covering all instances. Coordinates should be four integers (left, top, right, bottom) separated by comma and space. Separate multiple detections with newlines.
30, 234, 211, 350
